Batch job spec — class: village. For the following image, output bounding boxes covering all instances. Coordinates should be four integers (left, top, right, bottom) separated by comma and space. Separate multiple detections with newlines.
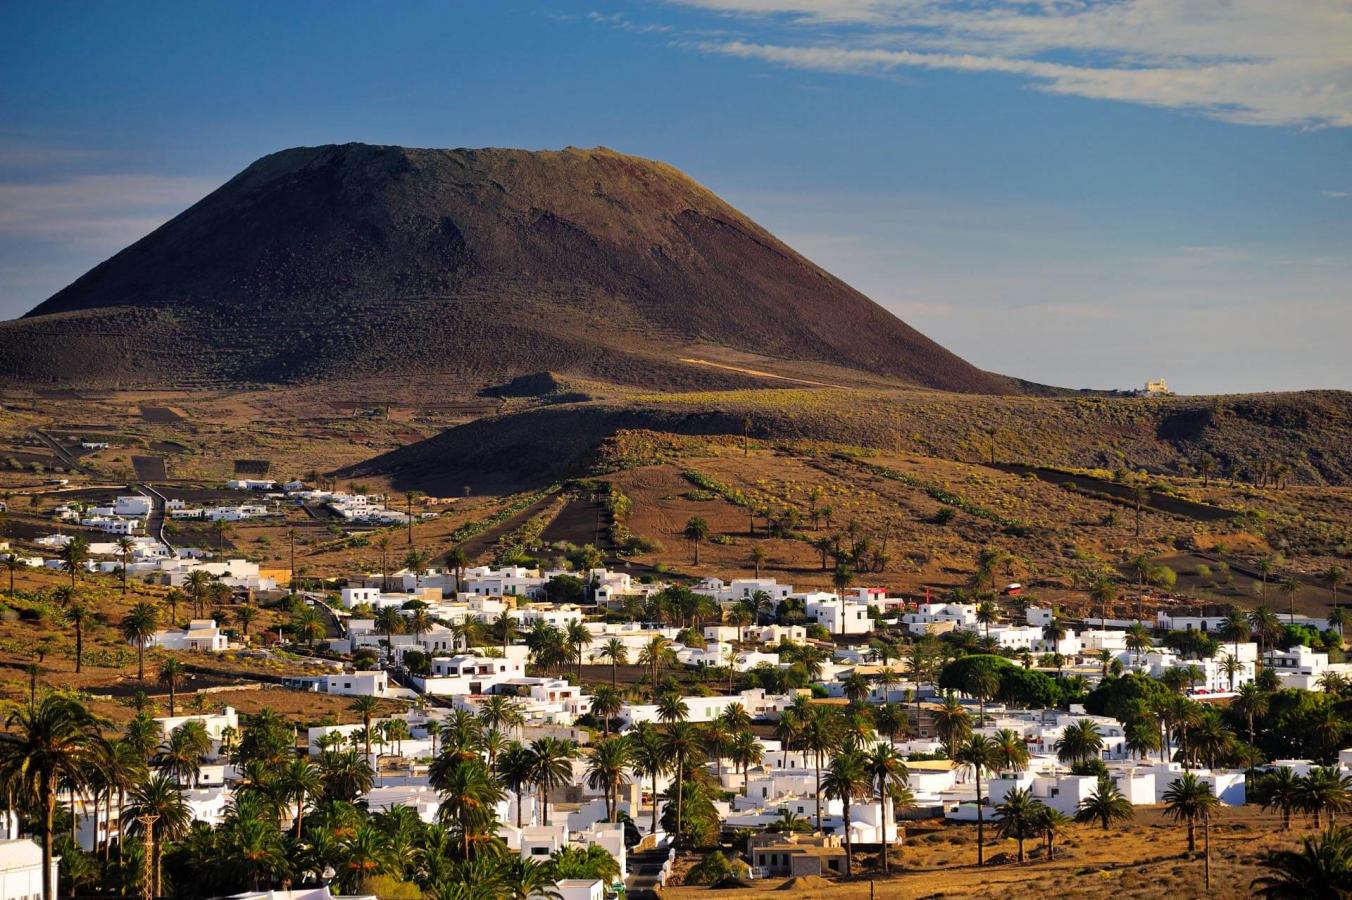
4, 482, 1350, 899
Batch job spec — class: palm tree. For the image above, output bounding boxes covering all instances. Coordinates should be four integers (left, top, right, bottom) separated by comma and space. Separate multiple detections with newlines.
234, 603, 258, 644
526, 737, 578, 827
497, 741, 535, 828
0, 695, 107, 900
59, 535, 90, 588
566, 620, 592, 683
278, 757, 324, 838
1075, 773, 1134, 831
1124, 622, 1153, 667
185, 569, 212, 618
446, 545, 469, 594
501, 857, 563, 900
1280, 575, 1303, 625
1321, 566, 1347, 610
1258, 767, 1303, 831
478, 695, 524, 742
113, 535, 136, 595
932, 694, 971, 758
1054, 720, 1104, 770
750, 544, 768, 578
1163, 772, 1220, 854
589, 686, 623, 738
1235, 681, 1270, 744
2, 552, 21, 602
995, 787, 1042, 863
158, 656, 186, 716
822, 750, 871, 876
349, 695, 379, 759
990, 728, 1030, 775
629, 722, 670, 838
954, 734, 996, 865
121, 601, 159, 680
585, 737, 632, 823
1297, 767, 1352, 829
663, 722, 703, 847
865, 743, 908, 874
656, 691, 689, 725
65, 600, 90, 674
124, 771, 192, 897
430, 753, 504, 857
800, 707, 839, 833
598, 638, 628, 687
683, 516, 709, 565
1250, 824, 1352, 899
403, 548, 430, 591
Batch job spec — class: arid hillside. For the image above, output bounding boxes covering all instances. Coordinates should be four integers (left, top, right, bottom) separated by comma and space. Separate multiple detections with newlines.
341, 386, 1352, 491
0, 143, 1010, 394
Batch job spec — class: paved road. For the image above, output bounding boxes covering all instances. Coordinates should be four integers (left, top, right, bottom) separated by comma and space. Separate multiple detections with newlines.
625, 848, 669, 899
137, 484, 174, 551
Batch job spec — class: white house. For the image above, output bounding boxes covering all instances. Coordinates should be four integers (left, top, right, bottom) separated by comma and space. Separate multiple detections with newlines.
149, 618, 229, 653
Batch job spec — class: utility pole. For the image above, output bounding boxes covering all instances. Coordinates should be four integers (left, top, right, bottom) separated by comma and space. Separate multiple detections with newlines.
138, 813, 159, 900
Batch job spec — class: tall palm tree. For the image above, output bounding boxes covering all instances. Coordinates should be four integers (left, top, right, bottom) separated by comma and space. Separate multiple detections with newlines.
566, 620, 592, 683
1163, 772, 1220, 854
683, 516, 709, 565
598, 638, 628, 687
65, 600, 90, 674
800, 707, 839, 833
1280, 575, 1303, 625
2, 552, 21, 602
276, 756, 323, 838
526, 737, 578, 827
954, 734, 997, 865
158, 656, 186, 716
865, 743, 908, 874
663, 722, 702, 847
121, 601, 159, 680
585, 737, 632, 823
478, 695, 524, 742
0, 695, 108, 900
822, 750, 871, 876
114, 535, 136, 595
1075, 773, 1134, 831
185, 569, 213, 618
497, 741, 535, 828
349, 695, 379, 759
629, 722, 669, 838
445, 545, 469, 594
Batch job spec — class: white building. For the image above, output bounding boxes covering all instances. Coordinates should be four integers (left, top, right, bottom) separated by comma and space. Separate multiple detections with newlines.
802, 593, 872, 635
149, 618, 229, 653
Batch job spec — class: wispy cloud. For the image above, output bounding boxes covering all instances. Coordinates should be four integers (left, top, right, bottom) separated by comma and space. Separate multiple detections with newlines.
1323, 190, 1350, 198
588, 11, 673, 34
0, 175, 215, 246
661, 1, 1352, 128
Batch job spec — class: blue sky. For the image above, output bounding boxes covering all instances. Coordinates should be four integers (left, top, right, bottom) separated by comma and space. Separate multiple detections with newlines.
1, 0, 1348, 393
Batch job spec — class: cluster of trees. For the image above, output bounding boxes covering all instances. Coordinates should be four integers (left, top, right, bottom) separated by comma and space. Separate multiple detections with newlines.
0, 690, 636, 900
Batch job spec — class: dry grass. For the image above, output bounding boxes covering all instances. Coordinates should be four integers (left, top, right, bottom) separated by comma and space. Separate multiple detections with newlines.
665, 807, 1303, 900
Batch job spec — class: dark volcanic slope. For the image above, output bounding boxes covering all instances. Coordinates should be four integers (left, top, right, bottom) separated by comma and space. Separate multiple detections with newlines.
1, 143, 1009, 393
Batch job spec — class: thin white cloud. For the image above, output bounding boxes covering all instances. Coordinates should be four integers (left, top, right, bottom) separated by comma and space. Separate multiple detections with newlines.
663, 0, 1352, 128
0, 175, 215, 246
588, 11, 673, 34
1323, 190, 1350, 198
